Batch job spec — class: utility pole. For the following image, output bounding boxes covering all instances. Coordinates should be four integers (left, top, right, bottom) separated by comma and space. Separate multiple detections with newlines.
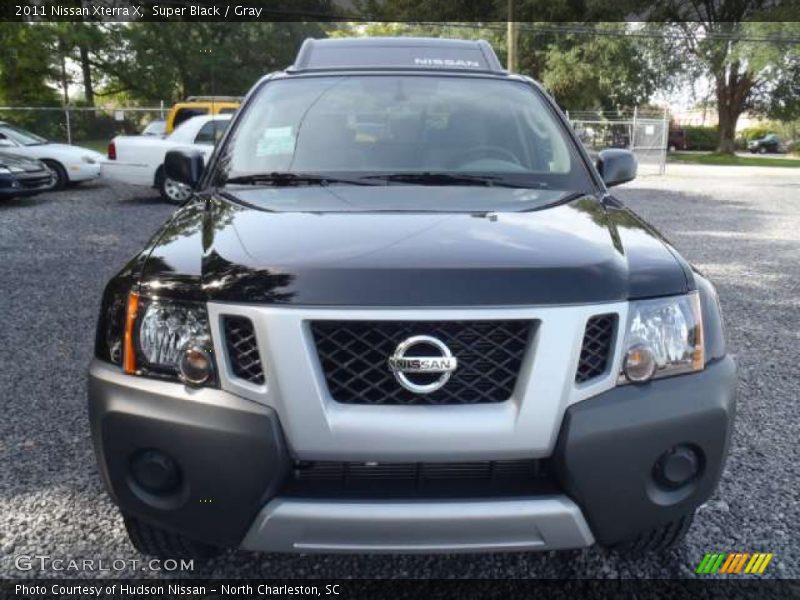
507, 0, 518, 72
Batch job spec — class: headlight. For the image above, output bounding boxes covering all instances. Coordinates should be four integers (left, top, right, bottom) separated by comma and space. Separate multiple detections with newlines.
0, 166, 10, 174
620, 292, 703, 384
123, 293, 216, 386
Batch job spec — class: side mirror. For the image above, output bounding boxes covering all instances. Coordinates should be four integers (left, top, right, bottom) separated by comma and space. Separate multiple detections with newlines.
597, 149, 637, 187
164, 150, 204, 188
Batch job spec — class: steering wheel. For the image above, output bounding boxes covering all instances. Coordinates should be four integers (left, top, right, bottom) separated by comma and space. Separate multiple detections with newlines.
453, 145, 522, 168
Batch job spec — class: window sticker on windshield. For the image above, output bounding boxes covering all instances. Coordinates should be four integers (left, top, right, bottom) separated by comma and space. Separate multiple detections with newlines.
256, 126, 295, 156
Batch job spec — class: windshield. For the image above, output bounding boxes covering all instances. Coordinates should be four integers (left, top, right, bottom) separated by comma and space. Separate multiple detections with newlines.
0, 124, 47, 146
222, 75, 593, 194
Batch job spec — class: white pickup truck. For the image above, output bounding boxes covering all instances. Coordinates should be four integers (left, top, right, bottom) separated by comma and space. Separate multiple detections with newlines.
102, 114, 231, 203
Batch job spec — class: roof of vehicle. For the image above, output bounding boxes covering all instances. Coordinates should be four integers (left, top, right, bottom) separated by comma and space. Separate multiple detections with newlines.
171, 99, 240, 107
172, 113, 232, 128
185, 95, 243, 102
288, 37, 506, 75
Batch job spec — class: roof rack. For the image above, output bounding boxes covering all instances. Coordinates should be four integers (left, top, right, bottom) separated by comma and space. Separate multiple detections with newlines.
184, 96, 242, 102
289, 37, 506, 74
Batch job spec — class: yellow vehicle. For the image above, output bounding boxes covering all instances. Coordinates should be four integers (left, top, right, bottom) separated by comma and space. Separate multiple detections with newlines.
165, 96, 240, 133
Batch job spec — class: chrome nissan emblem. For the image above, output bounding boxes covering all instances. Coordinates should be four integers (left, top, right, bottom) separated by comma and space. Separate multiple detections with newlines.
388, 335, 458, 394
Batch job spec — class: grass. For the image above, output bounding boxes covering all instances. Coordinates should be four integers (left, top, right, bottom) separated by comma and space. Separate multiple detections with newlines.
73, 139, 109, 154
670, 152, 800, 168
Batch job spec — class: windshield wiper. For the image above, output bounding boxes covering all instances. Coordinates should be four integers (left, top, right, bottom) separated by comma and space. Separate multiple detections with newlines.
225, 172, 378, 186
362, 172, 509, 187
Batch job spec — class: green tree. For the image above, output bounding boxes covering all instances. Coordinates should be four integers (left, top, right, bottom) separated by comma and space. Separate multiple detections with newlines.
89, 22, 331, 104
537, 24, 675, 111
55, 21, 108, 106
0, 23, 59, 106
655, 2, 800, 154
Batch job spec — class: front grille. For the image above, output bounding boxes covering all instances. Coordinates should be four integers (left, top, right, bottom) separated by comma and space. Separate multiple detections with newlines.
18, 174, 51, 188
311, 320, 534, 405
284, 459, 557, 498
575, 314, 617, 383
222, 316, 265, 384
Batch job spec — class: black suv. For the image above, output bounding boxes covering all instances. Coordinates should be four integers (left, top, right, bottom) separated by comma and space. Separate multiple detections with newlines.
90, 38, 736, 559
748, 133, 783, 154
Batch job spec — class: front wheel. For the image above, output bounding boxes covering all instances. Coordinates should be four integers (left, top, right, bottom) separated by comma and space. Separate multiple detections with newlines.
123, 514, 224, 560
157, 167, 192, 204
42, 160, 68, 190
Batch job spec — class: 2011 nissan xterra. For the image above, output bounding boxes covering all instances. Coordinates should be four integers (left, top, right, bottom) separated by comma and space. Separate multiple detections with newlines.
89, 37, 736, 559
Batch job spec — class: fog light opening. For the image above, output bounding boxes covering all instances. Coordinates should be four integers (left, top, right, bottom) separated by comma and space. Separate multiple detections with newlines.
130, 449, 182, 495
178, 344, 213, 386
653, 445, 702, 490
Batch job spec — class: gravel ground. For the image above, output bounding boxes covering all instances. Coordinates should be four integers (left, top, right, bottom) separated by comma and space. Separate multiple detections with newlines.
0, 164, 797, 579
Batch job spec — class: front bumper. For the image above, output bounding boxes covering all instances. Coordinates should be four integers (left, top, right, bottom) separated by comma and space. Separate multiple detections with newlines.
242, 497, 593, 553
88, 356, 736, 552
100, 161, 154, 187
0, 172, 54, 197
67, 162, 102, 182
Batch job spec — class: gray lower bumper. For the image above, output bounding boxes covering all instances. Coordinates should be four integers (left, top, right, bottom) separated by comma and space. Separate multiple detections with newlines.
241, 496, 593, 554
89, 355, 735, 552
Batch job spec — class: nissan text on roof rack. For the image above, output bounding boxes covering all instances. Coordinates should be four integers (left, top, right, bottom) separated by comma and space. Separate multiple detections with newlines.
89, 37, 736, 558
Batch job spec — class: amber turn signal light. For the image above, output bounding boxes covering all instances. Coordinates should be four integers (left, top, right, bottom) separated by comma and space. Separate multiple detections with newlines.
123, 292, 139, 374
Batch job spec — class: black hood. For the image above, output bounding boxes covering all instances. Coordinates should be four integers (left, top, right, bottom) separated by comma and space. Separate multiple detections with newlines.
139, 187, 692, 306
0, 151, 45, 172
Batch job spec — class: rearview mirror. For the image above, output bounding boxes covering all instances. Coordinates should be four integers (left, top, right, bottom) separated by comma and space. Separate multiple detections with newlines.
597, 149, 637, 187
164, 150, 204, 188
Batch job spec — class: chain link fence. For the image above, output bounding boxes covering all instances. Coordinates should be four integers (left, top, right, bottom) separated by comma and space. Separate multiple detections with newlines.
1, 105, 669, 175
0, 106, 166, 154
568, 108, 669, 176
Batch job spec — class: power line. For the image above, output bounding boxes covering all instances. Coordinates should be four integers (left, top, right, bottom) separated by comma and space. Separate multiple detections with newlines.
401, 21, 800, 45
88, 0, 800, 44
36, 0, 800, 46
149, 0, 800, 45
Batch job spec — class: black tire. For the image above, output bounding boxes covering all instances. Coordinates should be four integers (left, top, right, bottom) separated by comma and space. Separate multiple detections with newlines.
42, 160, 68, 190
610, 511, 695, 554
156, 166, 192, 204
155, 166, 168, 201
758, 146, 767, 155
123, 514, 224, 560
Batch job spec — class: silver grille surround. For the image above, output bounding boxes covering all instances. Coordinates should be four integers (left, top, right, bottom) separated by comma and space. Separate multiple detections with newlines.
208, 303, 628, 461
